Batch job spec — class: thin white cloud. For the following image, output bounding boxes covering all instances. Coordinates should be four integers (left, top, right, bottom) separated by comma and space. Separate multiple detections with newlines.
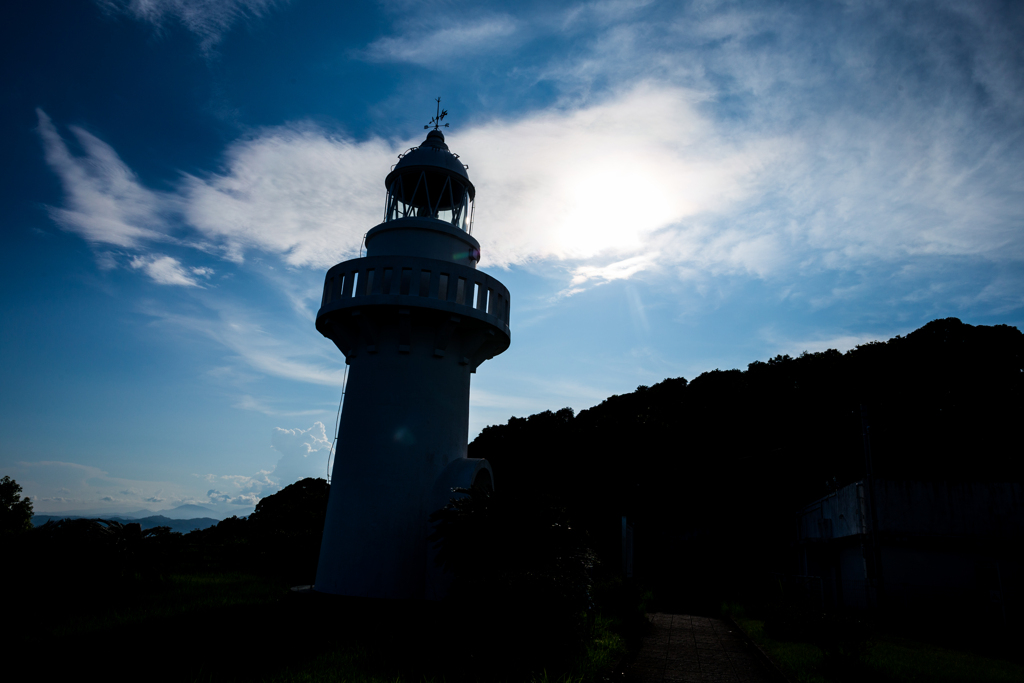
569, 254, 657, 288
181, 125, 389, 268
758, 325, 911, 359
10, 460, 191, 513
37, 110, 170, 248
462, 83, 781, 269
234, 394, 333, 417
130, 254, 202, 286
96, 0, 285, 52
150, 306, 345, 386
361, 15, 520, 66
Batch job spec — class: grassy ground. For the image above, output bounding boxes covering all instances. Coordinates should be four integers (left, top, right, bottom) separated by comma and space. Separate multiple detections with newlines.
731, 615, 1024, 683
15, 571, 626, 683
45, 572, 286, 638
261, 617, 625, 683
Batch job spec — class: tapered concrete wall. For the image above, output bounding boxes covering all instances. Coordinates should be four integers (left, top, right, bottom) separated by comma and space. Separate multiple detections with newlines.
316, 348, 471, 598
313, 217, 509, 600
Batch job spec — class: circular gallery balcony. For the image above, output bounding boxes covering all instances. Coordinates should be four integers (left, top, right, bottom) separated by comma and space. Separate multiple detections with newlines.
315, 254, 510, 366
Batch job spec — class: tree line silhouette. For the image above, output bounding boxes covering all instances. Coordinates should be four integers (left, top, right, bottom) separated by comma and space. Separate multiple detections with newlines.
468, 317, 1023, 610
2, 476, 330, 625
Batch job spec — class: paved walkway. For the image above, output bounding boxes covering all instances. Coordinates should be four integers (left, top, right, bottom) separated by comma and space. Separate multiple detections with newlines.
627, 614, 780, 683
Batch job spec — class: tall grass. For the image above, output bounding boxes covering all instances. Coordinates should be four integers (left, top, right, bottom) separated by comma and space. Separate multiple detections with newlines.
730, 614, 1024, 683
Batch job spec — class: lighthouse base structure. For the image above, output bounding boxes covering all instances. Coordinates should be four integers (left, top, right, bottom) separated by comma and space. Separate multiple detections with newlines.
314, 349, 494, 600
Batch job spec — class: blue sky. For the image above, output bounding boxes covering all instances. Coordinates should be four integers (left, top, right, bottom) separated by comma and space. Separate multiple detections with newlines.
2, 0, 1022, 516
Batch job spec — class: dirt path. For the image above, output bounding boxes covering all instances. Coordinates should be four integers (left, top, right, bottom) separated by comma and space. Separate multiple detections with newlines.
627, 613, 781, 683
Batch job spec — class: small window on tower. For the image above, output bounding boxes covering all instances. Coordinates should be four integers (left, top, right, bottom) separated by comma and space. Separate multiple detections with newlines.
419, 270, 431, 297
350, 272, 359, 297
456, 277, 466, 305
438, 274, 449, 300
400, 268, 412, 295
323, 277, 333, 306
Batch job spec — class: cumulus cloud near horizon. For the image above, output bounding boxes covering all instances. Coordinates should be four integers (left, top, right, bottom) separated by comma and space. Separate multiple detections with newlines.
194, 421, 332, 511
268, 421, 332, 487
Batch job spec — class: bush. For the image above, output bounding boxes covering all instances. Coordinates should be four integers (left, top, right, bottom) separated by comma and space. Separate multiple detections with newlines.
763, 603, 869, 680
248, 477, 329, 583
817, 611, 869, 677
429, 487, 596, 667
591, 574, 653, 646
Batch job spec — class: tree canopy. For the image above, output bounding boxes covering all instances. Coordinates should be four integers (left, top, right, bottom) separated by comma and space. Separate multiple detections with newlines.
467, 318, 1024, 609
0, 475, 33, 535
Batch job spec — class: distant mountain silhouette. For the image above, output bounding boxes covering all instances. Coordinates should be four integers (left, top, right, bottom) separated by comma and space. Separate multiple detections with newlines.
160, 504, 221, 519
31, 514, 221, 534
34, 503, 229, 520
121, 509, 159, 518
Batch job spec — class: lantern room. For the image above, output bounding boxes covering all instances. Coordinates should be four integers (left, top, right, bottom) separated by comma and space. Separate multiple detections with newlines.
383, 129, 476, 232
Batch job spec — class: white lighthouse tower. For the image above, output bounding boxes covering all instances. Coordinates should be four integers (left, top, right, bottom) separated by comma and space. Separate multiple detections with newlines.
314, 110, 510, 600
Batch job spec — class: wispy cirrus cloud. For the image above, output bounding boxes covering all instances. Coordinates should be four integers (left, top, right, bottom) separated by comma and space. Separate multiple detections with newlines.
234, 394, 333, 417
148, 304, 346, 386
181, 125, 388, 268
37, 109, 171, 248
11, 460, 190, 512
361, 15, 520, 66
95, 0, 286, 52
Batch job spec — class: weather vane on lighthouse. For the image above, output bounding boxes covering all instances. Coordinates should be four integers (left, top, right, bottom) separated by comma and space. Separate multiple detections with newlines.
425, 96, 449, 131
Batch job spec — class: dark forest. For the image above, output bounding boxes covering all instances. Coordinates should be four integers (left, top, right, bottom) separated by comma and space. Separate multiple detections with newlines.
469, 317, 1023, 611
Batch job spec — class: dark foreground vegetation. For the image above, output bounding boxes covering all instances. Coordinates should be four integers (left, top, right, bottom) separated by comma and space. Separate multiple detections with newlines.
3, 476, 640, 681
3, 317, 1021, 681
727, 604, 1024, 683
467, 317, 1023, 680
471, 318, 1022, 612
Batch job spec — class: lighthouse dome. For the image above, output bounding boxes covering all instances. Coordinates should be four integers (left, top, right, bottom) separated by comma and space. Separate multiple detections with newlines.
383, 130, 476, 232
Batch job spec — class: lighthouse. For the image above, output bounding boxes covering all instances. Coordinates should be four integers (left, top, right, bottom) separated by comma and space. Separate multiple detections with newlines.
314, 110, 511, 600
